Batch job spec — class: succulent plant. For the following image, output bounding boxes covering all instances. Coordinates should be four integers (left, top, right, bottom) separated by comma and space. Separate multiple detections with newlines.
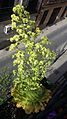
10, 4, 56, 114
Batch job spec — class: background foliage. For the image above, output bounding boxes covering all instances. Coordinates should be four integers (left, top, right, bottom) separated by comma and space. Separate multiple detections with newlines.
0, 68, 13, 105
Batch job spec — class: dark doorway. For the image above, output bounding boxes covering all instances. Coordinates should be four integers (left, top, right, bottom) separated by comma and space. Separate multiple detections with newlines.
0, 0, 14, 8
27, 0, 38, 13
0, 0, 14, 21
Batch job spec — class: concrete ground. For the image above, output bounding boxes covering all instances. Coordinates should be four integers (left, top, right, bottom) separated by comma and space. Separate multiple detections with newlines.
0, 17, 67, 103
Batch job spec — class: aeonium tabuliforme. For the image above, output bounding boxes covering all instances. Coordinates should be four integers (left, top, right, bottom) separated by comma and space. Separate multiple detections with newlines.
10, 4, 56, 114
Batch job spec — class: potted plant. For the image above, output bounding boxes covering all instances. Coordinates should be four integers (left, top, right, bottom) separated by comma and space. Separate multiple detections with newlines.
9, 4, 56, 114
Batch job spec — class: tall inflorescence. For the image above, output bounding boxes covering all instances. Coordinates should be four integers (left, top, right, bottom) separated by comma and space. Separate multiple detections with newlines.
10, 4, 56, 114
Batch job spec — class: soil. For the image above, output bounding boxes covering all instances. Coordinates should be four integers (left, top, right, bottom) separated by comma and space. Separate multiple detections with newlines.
0, 94, 67, 119
0, 77, 67, 119
0, 95, 38, 119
